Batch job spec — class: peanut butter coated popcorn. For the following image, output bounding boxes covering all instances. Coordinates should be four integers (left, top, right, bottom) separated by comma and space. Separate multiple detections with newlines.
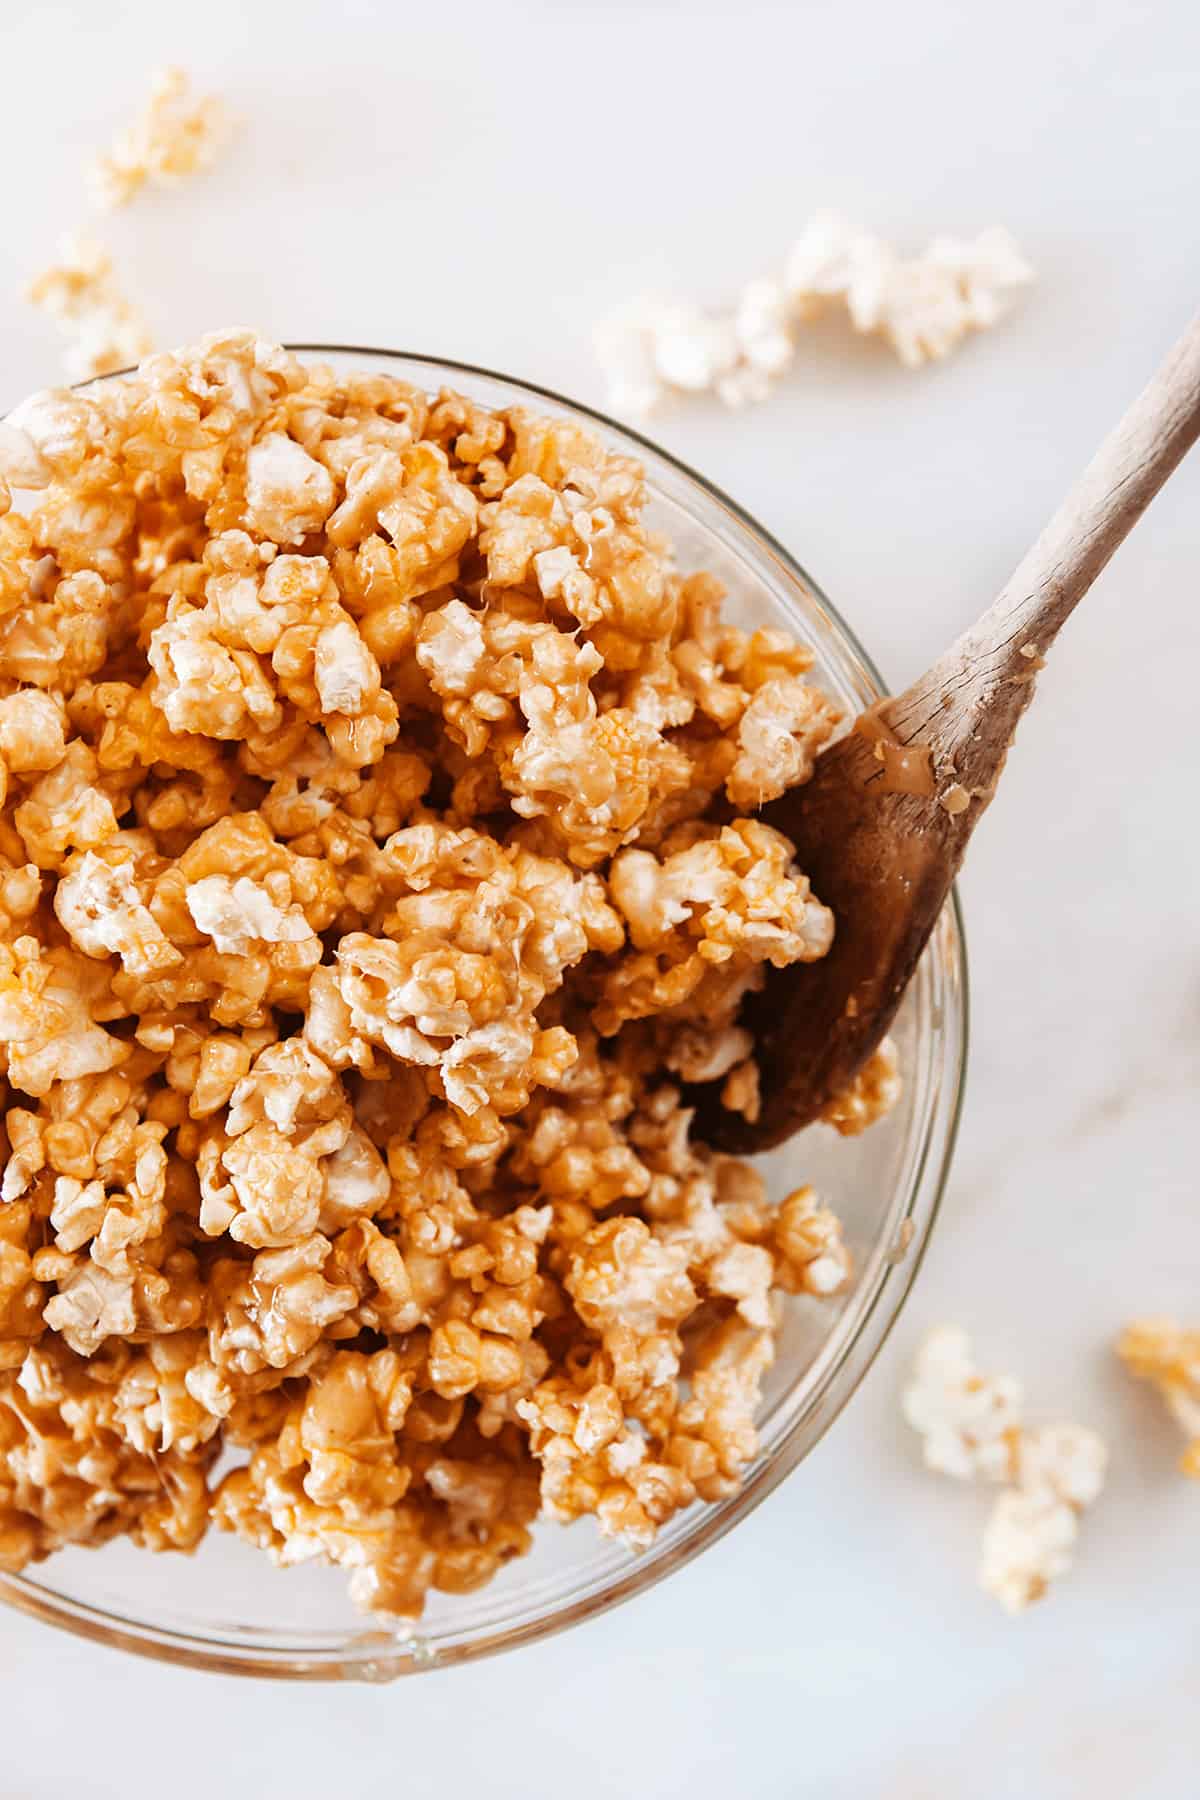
0, 333, 889, 1617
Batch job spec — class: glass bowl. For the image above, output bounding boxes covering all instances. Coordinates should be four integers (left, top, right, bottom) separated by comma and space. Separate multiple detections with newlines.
0, 348, 967, 1680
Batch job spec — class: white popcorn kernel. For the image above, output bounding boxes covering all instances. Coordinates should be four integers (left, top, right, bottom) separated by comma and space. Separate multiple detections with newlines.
733, 277, 795, 375
592, 304, 669, 418
979, 1424, 1106, 1613
650, 304, 741, 393
185, 874, 312, 955
89, 66, 231, 210
25, 235, 154, 382
244, 434, 336, 545
902, 1325, 1022, 1482
783, 210, 876, 308
0, 422, 51, 491
980, 1486, 1080, 1614
314, 618, 379, 716
55, 851, 181, 978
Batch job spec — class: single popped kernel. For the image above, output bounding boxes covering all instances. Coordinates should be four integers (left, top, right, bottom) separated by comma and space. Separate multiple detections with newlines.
55, 849, 182, 977
980, 1425, 1108, 1614
979, 1486, 1081, 1615
0, 332, 887, 1618
820, 1037, 902, 1137
26, 236, 154, 382
244, 435, 337, 546
902, 1325, 1023, 1481
1117, 1319, 1200, 1474
88, 66, 232, 210
185, 875, 315, 958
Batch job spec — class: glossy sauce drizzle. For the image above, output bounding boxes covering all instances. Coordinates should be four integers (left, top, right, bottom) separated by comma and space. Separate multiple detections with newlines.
852, 705, 935, 796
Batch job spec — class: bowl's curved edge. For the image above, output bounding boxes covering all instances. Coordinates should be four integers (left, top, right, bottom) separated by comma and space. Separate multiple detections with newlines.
0, 347, 970, 1680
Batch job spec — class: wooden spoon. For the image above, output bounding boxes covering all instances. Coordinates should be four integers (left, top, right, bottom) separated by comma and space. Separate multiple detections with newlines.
699, 312, 1200, 1153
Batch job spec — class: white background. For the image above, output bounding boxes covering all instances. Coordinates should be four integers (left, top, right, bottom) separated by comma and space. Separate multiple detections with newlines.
1, 2, 1198, 1794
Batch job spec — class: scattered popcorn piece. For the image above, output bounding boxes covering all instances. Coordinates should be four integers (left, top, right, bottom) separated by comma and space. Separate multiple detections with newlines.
651, 302, 742, 396
904, 1328, 1107, 1613
732, 278, 795, 378
591, 303, 668, 418
1117, 1320, 1200, 1475
940, 783, 971, 816
980, 1424, 1107, 1614
785, 214, 1034, 368
902, 1325, 1023, 1481
26, 235, 154, 381
593, 295, 769, 420
594, 213, 1033, 415
1015, 1423, 1108, 1511
88, 66, 232, 210
979, 1485, 1083, 1615
925, 227, 1039, 331
784, 211, 879, 313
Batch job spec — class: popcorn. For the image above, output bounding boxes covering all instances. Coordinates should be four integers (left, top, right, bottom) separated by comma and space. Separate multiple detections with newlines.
786, 216, 1033, 368
902, 1325, 1023, 1481
0, 332, 886, 1616
599, 818, 834, 1036
14, 741, 118, 869
726, 676, 840, 810
594, 213, 1033, 415
0, 1339, 213, 1568
26, 236, 154, 382
0, 942, 129, 1097
244, 435, 337, 546
904, 1328, 1106, 1612
185, 874, 314, 957
980, 1426, 1108, 1614
55, 849, 182, 978
0, 689, 68, 772
88, 66, 232, 210
820, 1038, 902, 1137
1117, 1319, 1200, 1475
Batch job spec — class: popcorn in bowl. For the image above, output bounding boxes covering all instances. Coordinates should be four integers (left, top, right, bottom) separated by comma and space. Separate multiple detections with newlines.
0, 332, 901, 1618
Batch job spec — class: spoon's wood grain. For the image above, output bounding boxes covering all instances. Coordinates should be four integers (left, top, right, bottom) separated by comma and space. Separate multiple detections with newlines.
700, 311, 1200, 1153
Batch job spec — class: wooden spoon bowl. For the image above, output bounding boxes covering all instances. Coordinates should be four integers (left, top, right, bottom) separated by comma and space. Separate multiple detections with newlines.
697, 311, 1200, 1152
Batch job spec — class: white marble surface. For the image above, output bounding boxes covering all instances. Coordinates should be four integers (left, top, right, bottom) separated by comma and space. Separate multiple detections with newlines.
1, 2, 1198, 1793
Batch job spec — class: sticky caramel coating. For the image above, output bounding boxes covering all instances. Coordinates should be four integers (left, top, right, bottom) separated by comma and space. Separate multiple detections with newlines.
0, 334, 885, 1615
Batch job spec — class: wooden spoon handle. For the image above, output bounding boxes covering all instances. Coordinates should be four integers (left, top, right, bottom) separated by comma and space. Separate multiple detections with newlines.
886, 310, 1200, 791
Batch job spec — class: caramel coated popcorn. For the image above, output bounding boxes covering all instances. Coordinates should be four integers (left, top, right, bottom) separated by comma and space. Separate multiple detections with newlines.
26, 236, 154, 383
903, 1327, 1106, 1613
88, 67, 231, 211
0, 333, 891, 1616
1117, 1319, 1200, 1476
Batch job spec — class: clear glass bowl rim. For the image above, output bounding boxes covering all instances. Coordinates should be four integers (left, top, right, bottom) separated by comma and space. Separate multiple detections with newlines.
0, 345, 969, 1680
